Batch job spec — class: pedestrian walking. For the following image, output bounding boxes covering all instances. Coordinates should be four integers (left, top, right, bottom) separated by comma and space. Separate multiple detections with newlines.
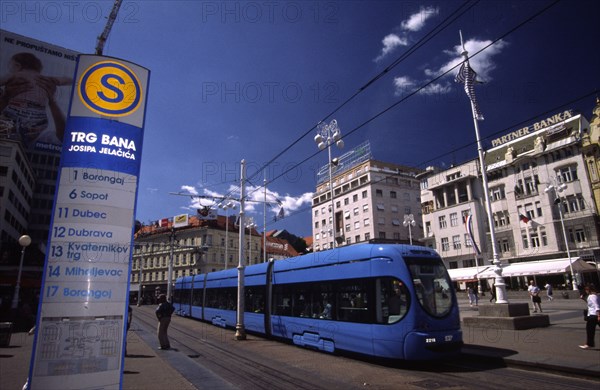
544, 283, 554, 301
489, 283, 496, 303
467, 285, 478, 307
156, 294, 174, 350
579, 284, 600, 349
528, 280, 542, 313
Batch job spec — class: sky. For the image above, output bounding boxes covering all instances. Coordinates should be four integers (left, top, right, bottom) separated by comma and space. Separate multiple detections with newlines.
2, 0, 599, 238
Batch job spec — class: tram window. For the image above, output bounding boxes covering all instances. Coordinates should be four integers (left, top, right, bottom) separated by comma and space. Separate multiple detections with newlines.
337, 279, 371, 323
245, 287, 265, 313
205, 287, 236, 310
192, 288, 204, 306
405, 256, 453, 317
273, 284, 293, 316
377, 278, 409, 324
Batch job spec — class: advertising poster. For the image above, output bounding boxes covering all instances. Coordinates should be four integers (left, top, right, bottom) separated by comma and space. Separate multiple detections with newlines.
0, 29, 79, 153
28, 55, 150, 389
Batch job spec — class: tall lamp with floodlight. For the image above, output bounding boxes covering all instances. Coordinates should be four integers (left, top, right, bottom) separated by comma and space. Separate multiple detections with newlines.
12, 235, 32, 310
314, 119, 344, 248
544, 181, 578, 290
403, 214, 416, 245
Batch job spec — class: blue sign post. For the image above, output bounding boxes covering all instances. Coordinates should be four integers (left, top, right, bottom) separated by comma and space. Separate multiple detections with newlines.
27, 55, 150, 390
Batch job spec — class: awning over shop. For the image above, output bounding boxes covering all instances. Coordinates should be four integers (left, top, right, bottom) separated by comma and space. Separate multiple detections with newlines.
447, 266, 489, 281
478, 257, 595, 278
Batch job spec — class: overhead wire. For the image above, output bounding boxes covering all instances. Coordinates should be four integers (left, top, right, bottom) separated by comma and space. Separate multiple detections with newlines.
249, 0, 563, 200
260, 88, 598, 232
217, 0, 480, 203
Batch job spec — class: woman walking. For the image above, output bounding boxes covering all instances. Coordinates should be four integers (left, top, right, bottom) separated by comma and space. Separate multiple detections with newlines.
580, 284, 600, 349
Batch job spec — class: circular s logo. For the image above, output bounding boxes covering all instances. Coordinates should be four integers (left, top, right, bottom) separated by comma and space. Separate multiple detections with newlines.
78, 61, 142, 117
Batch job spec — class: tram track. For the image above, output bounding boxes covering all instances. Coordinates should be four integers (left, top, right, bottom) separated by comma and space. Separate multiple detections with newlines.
132, 306, 349, 390
131, 306, 599, 390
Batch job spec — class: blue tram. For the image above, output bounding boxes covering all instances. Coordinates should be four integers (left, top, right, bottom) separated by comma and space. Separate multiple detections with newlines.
173, 243, 462, 360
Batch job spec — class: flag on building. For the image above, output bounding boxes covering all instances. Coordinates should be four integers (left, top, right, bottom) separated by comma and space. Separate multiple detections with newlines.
273, 207, 285, 222
455, 59, 484, 121
519, 214, 530, 224
465, 213, 481, 255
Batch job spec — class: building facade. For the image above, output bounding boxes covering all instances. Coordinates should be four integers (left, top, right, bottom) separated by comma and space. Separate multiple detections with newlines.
131, 215, 263, 304
420, 106, 600, 288
312, 142, 423, 251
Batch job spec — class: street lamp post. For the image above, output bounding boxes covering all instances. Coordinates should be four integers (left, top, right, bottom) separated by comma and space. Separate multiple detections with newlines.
544, 182, 578, 290
403, 214, 416, 245
12, 235, 32, 310
314, 119, 344, 249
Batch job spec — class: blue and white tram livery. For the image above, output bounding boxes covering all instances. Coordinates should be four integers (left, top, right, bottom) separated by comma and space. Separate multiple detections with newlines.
173, 243, 462, 360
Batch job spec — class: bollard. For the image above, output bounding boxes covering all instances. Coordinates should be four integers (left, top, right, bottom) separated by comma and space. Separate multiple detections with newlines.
0, 322, 13, 347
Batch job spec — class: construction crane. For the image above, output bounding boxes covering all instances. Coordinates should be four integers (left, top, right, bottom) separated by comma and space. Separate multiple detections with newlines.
95, 0, 123, 55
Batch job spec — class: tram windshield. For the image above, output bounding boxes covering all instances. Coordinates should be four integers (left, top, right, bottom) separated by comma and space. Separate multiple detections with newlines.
405, 256, 453, 317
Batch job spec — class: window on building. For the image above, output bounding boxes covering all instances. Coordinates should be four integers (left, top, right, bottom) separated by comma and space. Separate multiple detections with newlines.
439, 215, 447, 229
425, 222, 432, 237
464, 233, 472, 247
452, 235, 461, 250
363, 204, 369, 213
377, 203, 385, 211
364, 218, 370, 226
345, 224, 351, 232
390, 191, 397, 199
362, 190, 368, 199
441, 237, 449, 251
365, 232, 371, 240
353, 207, 359, 216
557, 165, 578, 183
378, 217, 385, 225
353, 194, 358, 202
569, 227, 587, 243
354, 221, 360, 230
379, 231, 386, 239
450, 212, 458, 227
499, 238, 510, 253
490, 186, 505, 201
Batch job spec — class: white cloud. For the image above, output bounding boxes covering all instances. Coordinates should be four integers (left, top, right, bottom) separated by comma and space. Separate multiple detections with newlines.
393, 76, 415, 96
425, 39, 509, 82
374, 6, 439, 62
375, 34, 408, 62
179, 184, 313, 219
180, 185, 198, 195
419, 82, 452, 95
401, 6, 439, 32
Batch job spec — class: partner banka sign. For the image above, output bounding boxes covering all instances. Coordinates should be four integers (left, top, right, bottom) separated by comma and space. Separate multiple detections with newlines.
28, 55, 150, 390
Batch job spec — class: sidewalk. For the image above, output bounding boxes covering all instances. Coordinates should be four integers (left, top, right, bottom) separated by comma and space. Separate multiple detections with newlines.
1, 299, 598, 390
458, 297, 600, 377
0, 329, 197, 390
